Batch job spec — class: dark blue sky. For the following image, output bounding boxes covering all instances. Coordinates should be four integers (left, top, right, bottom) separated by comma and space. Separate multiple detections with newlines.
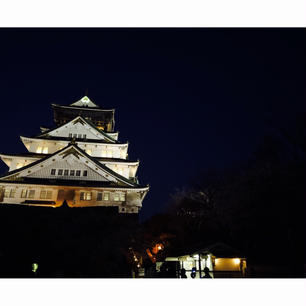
0, 28, 305, 220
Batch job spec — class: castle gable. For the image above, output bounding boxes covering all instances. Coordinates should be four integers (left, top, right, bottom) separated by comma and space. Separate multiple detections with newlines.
39, 116, 116, 143
1, 145, 135, 186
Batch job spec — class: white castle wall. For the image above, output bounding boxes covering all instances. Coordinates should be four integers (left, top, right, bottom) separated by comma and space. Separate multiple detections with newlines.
22, 137, 128, 159
0, 184, 142, 214
1, 155, 138, 179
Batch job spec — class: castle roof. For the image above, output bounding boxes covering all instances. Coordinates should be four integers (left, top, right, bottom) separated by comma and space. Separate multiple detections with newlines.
0, 152, 138, 165
51, 95, 115, 113
20, 135, 128, 146
0, 144, 143, 188
70, 96, 99, 108
36, 116, 118, 143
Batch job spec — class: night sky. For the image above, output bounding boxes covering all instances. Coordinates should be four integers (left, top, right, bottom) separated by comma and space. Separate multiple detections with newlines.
0, 28, 305, 220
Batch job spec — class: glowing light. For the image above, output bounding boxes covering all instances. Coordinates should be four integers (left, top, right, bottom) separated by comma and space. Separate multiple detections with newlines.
137, 264, 140, 268
215, 258, 219, 264
152, 243, 164, 254
32, 263, 39, 273
234, 258, 240, 264
134, 258, 138, 262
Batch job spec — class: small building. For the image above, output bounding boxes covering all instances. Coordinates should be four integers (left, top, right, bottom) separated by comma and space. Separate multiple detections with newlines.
162, 242, 247, 278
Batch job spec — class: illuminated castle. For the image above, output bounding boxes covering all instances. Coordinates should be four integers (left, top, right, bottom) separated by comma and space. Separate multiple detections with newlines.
0, 96, 149, 213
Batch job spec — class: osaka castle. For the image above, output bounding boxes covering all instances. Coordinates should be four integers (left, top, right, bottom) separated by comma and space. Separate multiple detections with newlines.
0, 96, 149, 214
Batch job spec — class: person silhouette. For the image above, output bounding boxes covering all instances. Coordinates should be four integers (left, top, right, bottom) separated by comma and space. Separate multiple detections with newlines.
203, 267, 212, 278
180, 268, 187, 278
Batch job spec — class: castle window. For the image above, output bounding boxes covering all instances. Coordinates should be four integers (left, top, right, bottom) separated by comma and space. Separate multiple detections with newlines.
83, 134, 87, 139
21, 189, 28, 198
69, 133, 72, 138
73, 134, 77, 138
4, 189, 10, 198
85, 192, 92, 200
28, 190, 35, 199
119, 193, 126, 201
76, 170, 81, 177
103, 192, 110, 201
97, 192, 102, 201
114, 193, 120, 201
36, 147, 42, 153
58, 169, 63, 175
46, 191, 52, 199
70, 170, 75, 176
10, 189, 16, 198
78, 134, 82, 139
80, 192, 92, 201
83, 170, 88, 177
40, 190, 46, 199
40, 190, 52, 199
86, 149, 92, 155
42, 147, 48, 154
64, 169, 69, 176
51, 169, 56, 175
4, 189, 16, 198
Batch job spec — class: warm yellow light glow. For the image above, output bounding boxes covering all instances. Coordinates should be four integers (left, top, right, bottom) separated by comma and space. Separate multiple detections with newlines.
152, 243, 164, 254
134, 258, 138, 262
42, 147, 48, 154
234, 258, 240, 264
36, 147, 42, 153
103, 192, 110, 201
215, 258, 219, 264
119, 193, 125, 201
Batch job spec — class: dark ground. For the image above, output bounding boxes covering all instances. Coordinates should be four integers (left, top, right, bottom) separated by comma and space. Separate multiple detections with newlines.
0, 204, 138, 277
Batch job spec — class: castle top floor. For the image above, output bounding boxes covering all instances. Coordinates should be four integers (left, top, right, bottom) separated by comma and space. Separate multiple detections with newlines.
52, 96, 115, 132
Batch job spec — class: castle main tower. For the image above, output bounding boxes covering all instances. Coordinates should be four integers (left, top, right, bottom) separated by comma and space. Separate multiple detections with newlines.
0, 96, 149, 214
